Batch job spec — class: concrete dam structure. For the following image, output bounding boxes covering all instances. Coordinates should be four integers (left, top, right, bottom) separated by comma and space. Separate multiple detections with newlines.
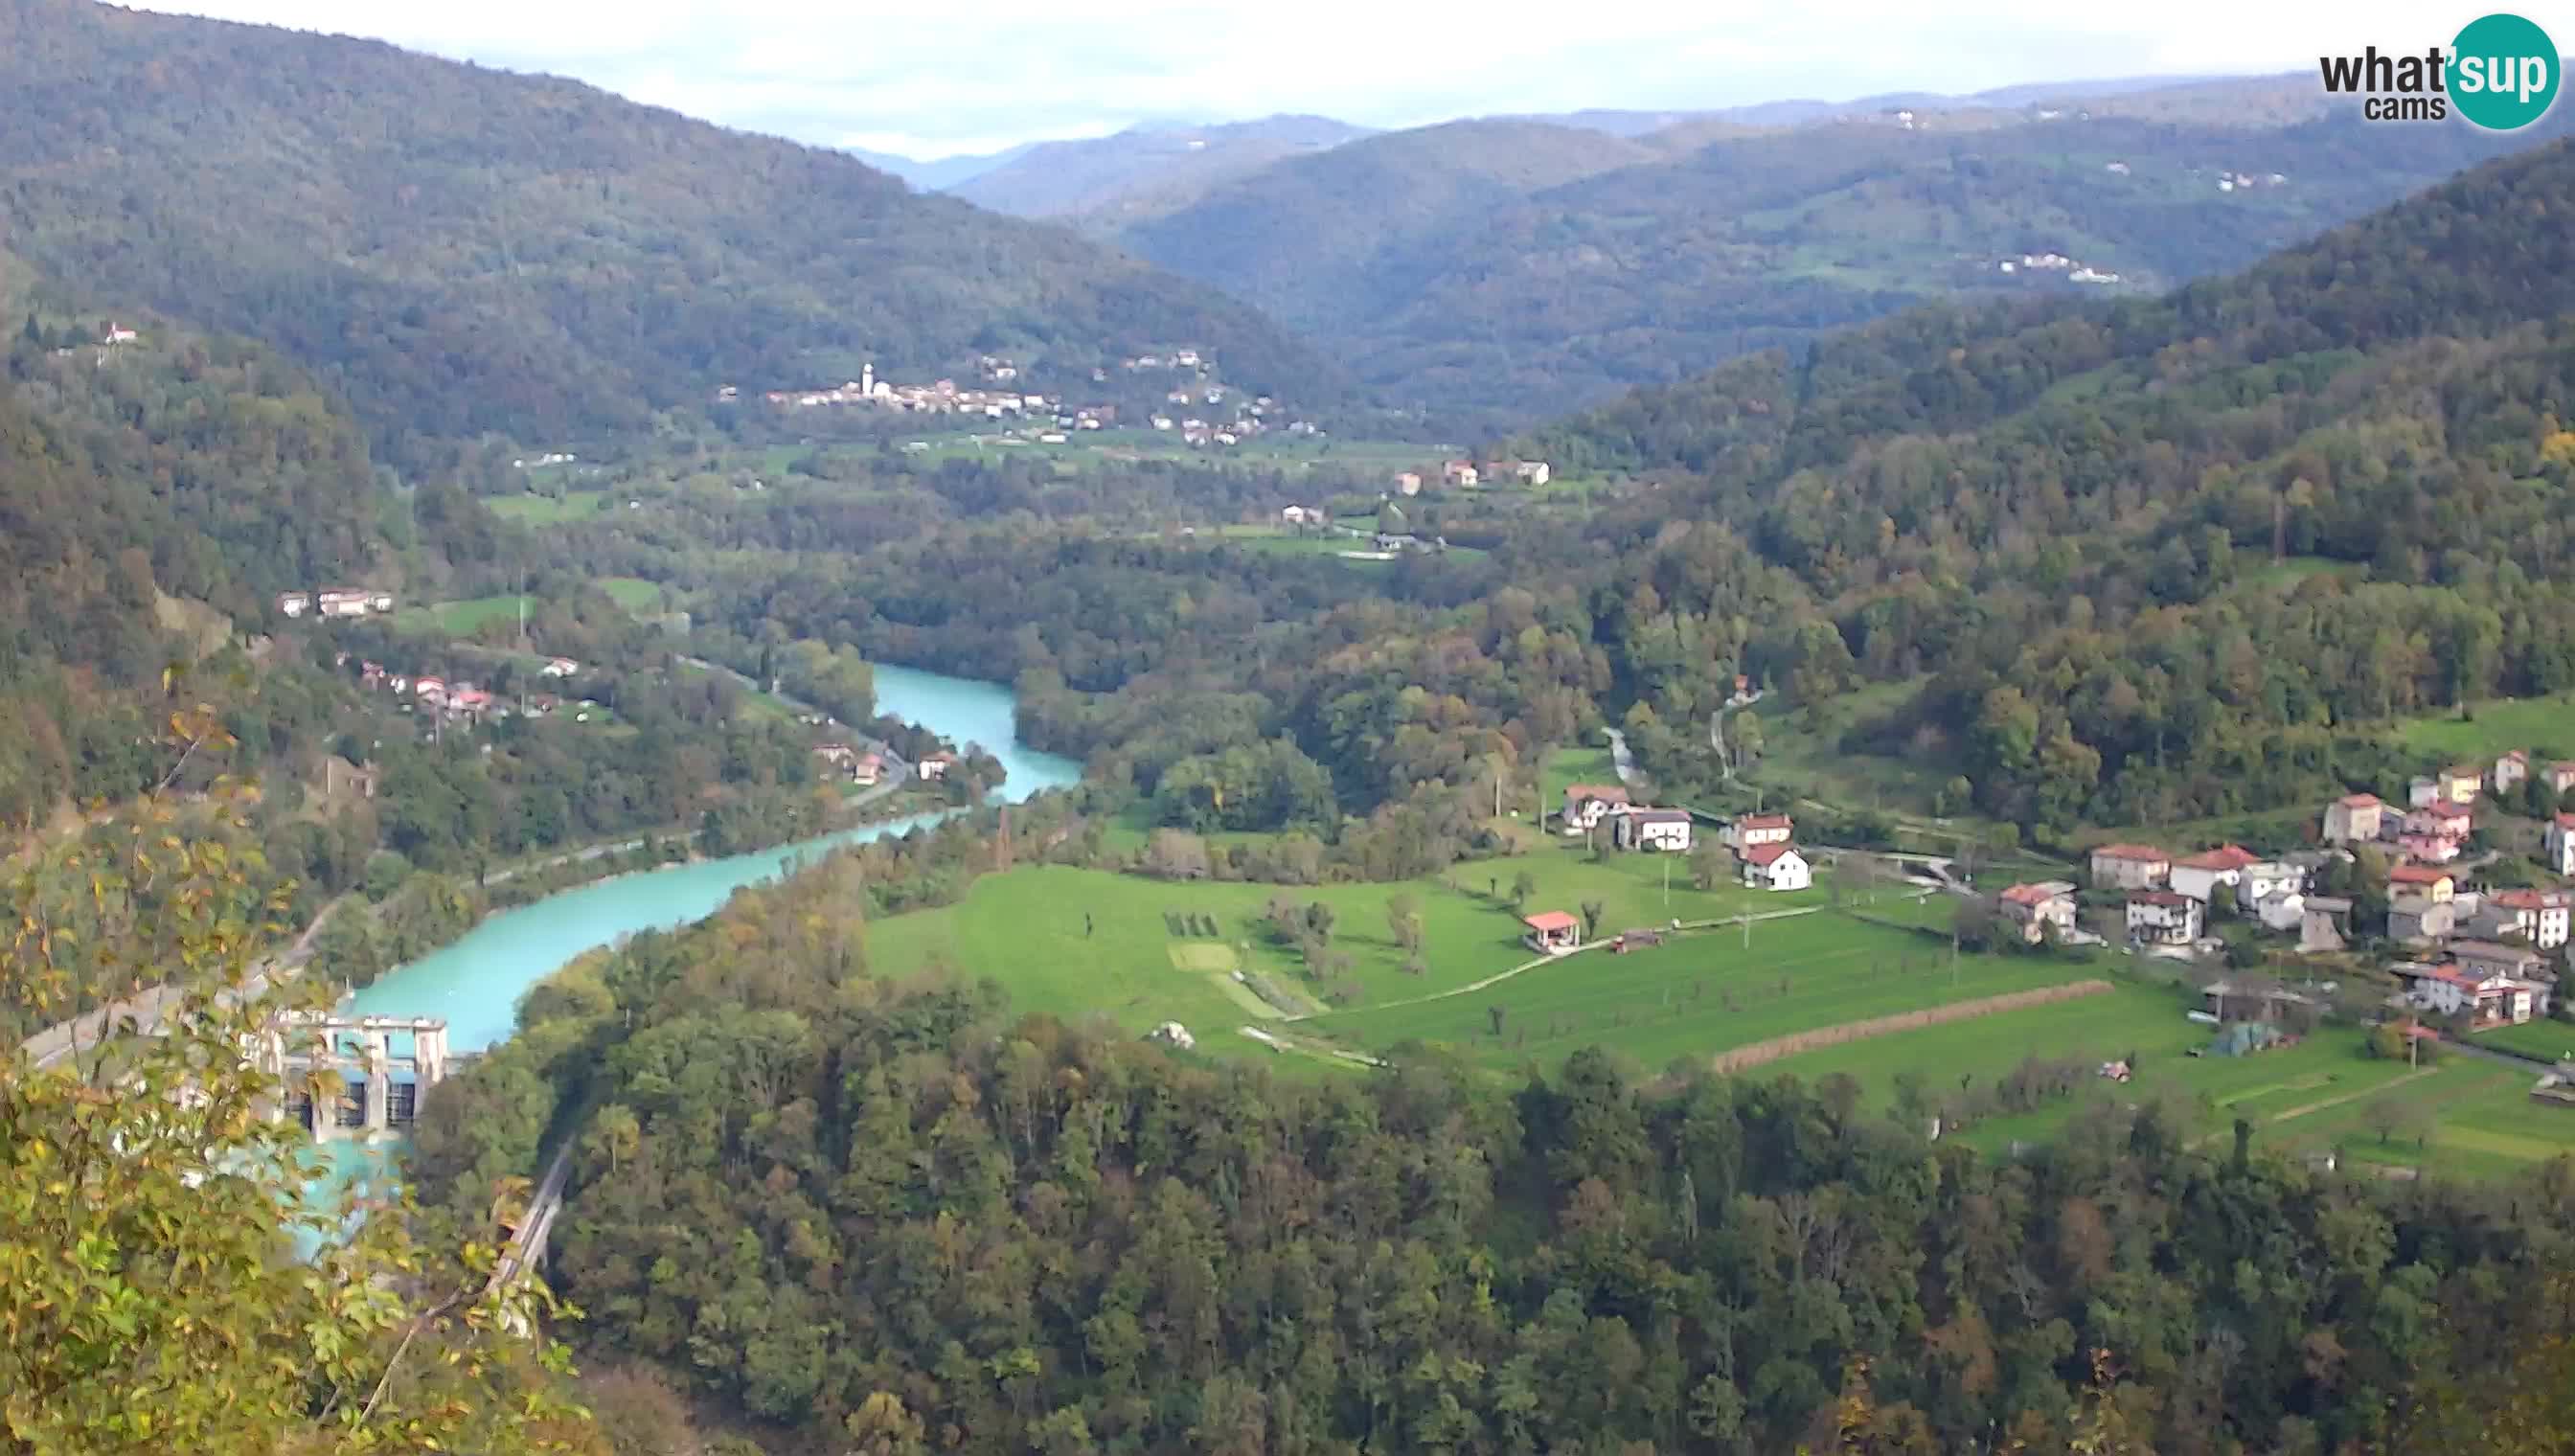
257, 1013, 453, 1141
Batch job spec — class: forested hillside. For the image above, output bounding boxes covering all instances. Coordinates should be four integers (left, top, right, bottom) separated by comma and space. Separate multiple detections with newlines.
1510, 136, 2575, 832
415, 845, 2575, 1455
0, 300, 394, 824
949, 115, 1375, 220
1118, 96, 2570, 429
0, 0, 1337, 466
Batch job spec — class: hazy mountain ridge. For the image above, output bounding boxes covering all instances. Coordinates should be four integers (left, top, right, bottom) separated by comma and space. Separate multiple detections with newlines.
1110, 84, 2570, 429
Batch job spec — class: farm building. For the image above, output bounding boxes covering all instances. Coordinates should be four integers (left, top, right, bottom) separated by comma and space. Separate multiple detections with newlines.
1522, 911, 1581, 954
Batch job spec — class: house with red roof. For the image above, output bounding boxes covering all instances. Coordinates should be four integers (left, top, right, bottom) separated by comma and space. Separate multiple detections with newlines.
2400, 800, 2473, 863
2089, 843, 2172, 891
2546, 762, 2575, 797
2171, 845, 2260, 904
2125, 890, 2201, 946
2486, 889, 2571, 950
1562, 784, 1630, 832
1996, 881, 2078, 944
2322, 792, 2384, 844
1727, 812, 1793, 851
2388, 863, 2456, 900
2390, 961, 2541, 1026
1736, 842, 1812, 892
1521, 910, 1581, 953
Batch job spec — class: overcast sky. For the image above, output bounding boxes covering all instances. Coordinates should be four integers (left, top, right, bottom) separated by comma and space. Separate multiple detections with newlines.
127, 0, 2487, 159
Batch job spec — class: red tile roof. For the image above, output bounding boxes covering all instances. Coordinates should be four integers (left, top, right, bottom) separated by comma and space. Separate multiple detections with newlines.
2092, 843, 2171, 862
1522, 911, 1579, 933
1740, 842, 1799, 866
1998, 882, 2066, 906
1564, 784, 1629, 804
2419, 800, 2473, 822
2336, 792, 2382, 808
2129, 890, 2190, 907
2177, 844, 2259, 871
1738, 812, 1792, 830
2491, 889, 2569, 910
2389, 864, 2453, 886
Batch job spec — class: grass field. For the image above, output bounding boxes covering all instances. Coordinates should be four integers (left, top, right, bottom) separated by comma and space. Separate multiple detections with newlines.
1304, 910, 2091, 1071
399, 579, 662, 637
2474, 1019, 2575, 1065
599, 577, 661, 612
487, 490, 608, 524
1755, 977, 2575, 1177
861, 845, 1846, 1037
2395, 692, 2575, 762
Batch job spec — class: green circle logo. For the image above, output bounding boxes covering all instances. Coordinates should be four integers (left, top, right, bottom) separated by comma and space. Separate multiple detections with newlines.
2451, 12, 2559, 129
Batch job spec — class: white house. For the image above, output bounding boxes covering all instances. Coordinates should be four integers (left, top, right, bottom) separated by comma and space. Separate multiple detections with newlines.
314, 587, 375, 619
275, 592, 310, 618
1997, 881, 2079, 944
2408, 776, 2443, 808
2089, 844, 2172, 890
2239, 859, 2306, 909
542, 657, 579, 678
2548, 813, 2575, 876
2322, 792, 2384, 844
2170, 845, 2259, 904
2486, 889, 2572, 950
2126, 890, 2202, 946
1737, 843, 1812, 892
1728, 812, 1794, 851
2391, 962, 2540, 1026
1562, 785, 1630, 832
2494, 749, 2531, 795
917, 751, 956, 782
1612, 808, 1693, 853
1515, 461, 1552, 487
1281, 506, 1316, 526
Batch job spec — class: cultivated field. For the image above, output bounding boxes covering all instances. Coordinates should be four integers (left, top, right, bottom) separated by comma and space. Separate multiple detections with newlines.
1302, 910, 2093, 1072
860, 850, 1845, 1037
2395, 692, 2575, 762
1757, 977, 2575, 1177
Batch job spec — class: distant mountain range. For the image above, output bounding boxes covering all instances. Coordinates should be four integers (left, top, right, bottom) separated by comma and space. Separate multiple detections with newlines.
947, 115, 1377, 219
850, 73, 2267, 211
1088, 80, 2568, 430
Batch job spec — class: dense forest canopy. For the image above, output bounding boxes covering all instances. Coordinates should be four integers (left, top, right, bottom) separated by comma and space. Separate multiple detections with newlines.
408, 842, 2575, 1456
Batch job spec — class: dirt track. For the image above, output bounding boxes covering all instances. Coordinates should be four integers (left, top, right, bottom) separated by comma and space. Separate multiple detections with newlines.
1706, 978, 2116, 1075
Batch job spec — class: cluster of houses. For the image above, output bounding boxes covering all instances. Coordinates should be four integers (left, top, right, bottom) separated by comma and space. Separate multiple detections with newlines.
766, 363, 1053, 418
1559, 785, 1812, 891
343, 654, 587, 725
1994, 252, 2120, 284
811, 741, 953, 787
276, 587, 396, 620
2066, 842, 2358, 955
2017, 744, 2575, 1036
1390, 458, 1552, 494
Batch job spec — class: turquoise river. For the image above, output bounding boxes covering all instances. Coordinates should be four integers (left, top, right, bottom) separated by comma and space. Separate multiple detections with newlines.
305, 664, 1078, 1219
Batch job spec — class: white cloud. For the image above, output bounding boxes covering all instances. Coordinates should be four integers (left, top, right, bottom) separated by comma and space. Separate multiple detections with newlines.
124, 0, 2486, 158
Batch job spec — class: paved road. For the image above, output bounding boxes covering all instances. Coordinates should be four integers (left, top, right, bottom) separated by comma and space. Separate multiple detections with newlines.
1603, 728, 1638, 787
19, 896, 346, 1071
